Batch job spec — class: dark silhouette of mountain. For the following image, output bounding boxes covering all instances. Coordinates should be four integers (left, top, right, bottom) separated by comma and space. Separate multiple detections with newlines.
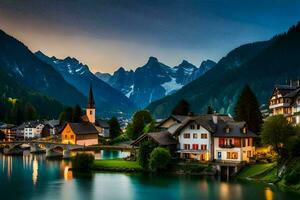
147, 22, 290, 118
96, 57, 216, 108
35, 51, 137, 117
0, 63, 64, 119
0, 29, 86, 108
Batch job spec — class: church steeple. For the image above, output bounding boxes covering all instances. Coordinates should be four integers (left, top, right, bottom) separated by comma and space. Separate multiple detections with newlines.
87, 84, 95, 109
86, 83, 96, 123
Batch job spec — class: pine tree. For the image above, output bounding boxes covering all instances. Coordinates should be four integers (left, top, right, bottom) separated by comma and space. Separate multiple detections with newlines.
108, 116, 121, 139
171, 99, 190, 115
207, 105, 214, 114
59, 107, 73, 124
130, 110, 153, 139
234, 85, 263, 133
72, 104, 82, 123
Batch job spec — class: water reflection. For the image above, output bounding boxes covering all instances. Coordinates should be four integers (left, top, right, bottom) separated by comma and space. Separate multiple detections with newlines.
32, 157, 38, 185
219, 182, 229, 200
0, 151, 298, 200
64, 166, 73, 181
265, 187, 274, 200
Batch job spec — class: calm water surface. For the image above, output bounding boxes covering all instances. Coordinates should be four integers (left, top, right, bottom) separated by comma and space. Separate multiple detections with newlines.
0, 151, 299, 200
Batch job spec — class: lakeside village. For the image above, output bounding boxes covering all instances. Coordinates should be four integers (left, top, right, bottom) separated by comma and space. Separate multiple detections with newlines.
1, 81, 300, 192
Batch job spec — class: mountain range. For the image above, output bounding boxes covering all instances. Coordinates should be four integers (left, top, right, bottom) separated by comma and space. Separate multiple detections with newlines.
147, 22, 300, 118
1, 21, 300, 120
96, 57, 216, 108
35, 51, 137, 117
0, 29, 136, 118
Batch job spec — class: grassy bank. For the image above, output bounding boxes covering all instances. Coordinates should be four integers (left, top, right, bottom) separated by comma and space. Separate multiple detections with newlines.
237, 161, 300, 193
237, 163, 276, 179
92, 159, 142, 172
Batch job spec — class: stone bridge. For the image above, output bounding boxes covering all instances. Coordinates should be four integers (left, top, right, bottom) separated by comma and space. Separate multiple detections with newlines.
0, 141, 83, 158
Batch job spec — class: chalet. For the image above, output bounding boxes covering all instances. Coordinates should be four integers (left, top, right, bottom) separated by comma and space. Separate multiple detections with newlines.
24, 121, 44, 139
0, 123, 16, 141
44, 119, 60, 135
172, 115, 232, 161
61, 123, 98, 146
213, 122, 257, 162
132, 114, 258, 163
269, 81, 300, 124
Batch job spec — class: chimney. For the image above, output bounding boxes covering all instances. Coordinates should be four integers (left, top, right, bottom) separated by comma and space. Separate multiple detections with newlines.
212, 114, 218, 124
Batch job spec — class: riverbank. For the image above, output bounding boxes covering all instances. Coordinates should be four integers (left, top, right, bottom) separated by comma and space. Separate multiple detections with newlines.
237, 161, 300, 194
91, 159, 215, 175
92, 159, 143, 172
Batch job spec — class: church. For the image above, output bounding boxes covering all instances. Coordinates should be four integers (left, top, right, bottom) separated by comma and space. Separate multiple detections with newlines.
61, 85, 110, 146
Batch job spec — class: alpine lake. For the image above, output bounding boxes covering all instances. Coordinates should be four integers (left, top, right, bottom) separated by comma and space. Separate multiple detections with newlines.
0, 150, 299, 200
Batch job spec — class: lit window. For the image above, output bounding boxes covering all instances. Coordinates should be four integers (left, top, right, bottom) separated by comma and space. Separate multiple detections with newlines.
201, 144, 207, 150
193, 134, 198, 139
227, 152, 238, 159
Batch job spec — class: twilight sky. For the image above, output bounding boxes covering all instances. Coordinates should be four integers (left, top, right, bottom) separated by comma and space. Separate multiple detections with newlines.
0, 0, 300, 73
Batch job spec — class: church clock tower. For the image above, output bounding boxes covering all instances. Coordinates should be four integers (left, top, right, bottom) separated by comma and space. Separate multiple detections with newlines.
86, 84, 96, 123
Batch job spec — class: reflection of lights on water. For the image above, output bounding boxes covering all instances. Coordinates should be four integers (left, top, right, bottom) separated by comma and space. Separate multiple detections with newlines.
2, 155, 5, 173
7, 156, 12, 179
32, 157, 38, 186
265, 187, 274, 200
219, 182, 229, 200
64, 166, 73, 181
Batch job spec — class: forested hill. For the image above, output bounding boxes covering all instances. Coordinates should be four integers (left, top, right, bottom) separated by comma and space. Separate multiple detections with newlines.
0, 65, 64, 124
147, 22, 300, 119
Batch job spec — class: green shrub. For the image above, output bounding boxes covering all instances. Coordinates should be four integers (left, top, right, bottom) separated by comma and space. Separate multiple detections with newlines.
285, 165, 300, 185
72, 153, 95, 171
98, 136, 110, 145
149, 147, 171, 171
110, 134, 129, 144
138, 140, 157, 169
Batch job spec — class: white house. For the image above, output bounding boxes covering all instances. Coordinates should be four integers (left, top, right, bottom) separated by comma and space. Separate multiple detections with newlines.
24, 121, 45, 139
132, 114, 258, 163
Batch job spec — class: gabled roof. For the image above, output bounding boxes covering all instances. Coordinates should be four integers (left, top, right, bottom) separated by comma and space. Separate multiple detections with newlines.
95, 119, 110, 128
24, 120, 44, 128
271, 85, 298, 98
131, 131, 178, 146
214, 121, 258, 138
65, 123, 98, 135
156, 115, 189, 127
173, 114, 233, 136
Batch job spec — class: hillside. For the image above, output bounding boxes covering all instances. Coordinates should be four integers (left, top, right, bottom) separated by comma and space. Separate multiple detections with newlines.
0, 29, 87, 108
146, 22, 300, 118
0, 64, 64, 120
